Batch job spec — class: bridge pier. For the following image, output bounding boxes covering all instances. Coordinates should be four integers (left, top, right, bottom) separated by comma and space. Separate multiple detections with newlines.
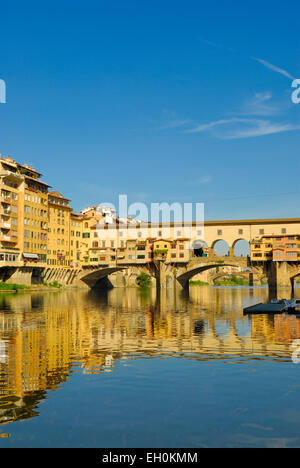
267, 261, 294, 299
154, 262, 189, 291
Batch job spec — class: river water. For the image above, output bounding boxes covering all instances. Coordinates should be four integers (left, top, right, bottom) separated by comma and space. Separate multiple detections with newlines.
0, 286, 300, 448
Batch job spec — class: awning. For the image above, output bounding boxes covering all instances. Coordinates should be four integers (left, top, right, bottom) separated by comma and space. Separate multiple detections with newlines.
23, 253, 39, 260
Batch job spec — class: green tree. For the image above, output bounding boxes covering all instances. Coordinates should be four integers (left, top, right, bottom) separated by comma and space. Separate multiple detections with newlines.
137, 272, 152, 288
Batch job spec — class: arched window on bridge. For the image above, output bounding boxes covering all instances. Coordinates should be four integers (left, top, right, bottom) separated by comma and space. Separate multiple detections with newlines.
233, 239, 250, 257
192, 240, 208, 258
212, 240, 229, 257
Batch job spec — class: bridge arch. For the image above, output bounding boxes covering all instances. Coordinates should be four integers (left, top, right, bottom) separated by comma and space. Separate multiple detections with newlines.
210, 270, 251, 285
211, 239, 230, 257
232, 238, 251, 257
78, 265, 157, 289
192, 239, 208, 257
79, 267, 128, 289
176, 262, 251, 289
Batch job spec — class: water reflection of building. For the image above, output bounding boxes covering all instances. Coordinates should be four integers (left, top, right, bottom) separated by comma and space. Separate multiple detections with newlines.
0, 287, 299, 425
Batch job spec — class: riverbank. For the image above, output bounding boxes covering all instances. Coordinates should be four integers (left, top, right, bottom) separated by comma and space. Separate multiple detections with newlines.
190, 275, 250, 287
0, 281, 63, 293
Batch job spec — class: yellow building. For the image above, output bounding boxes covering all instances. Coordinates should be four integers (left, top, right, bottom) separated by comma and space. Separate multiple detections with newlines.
152, 238, 191, 263
0, 156, 49, 265
250, 236, 273, 261
47, 191, 72, 267
81, 208, 103, 265
0, 158, 22, 261
153, 239, 173, 262
70, 212, 83, 268
22, 165, 49, 264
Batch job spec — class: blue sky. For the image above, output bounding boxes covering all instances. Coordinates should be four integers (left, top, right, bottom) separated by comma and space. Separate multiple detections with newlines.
0, 0, 299, 220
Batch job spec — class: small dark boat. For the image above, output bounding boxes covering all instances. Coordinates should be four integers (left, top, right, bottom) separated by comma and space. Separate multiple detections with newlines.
243, 299, 295, 314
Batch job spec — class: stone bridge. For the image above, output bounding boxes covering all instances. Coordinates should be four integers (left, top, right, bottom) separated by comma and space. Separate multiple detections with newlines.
158, 257, 250, 290
42, 257, 251, 289
1, 256, 300, 296
147, 257, 300, 295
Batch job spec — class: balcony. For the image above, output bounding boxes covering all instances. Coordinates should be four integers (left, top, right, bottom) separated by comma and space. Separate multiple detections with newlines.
0, 235, 17, 243
0, 170, 23, 183
0, 222, 11, 229
0, 196, 11, 204
0, 209, 11, 216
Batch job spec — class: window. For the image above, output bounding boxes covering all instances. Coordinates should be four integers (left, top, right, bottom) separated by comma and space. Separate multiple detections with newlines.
259, 229, 264, 235
281, 228, 286, 234
238, 229, 243, 235
217, 230, 222, 236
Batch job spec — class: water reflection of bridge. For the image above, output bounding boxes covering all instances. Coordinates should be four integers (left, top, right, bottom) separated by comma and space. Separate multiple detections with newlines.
0, 287, 300, 425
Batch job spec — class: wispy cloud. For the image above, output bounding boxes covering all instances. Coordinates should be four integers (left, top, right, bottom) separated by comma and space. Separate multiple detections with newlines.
241, 92, 279, 116
187, 117, 300, 139
187, 118, 247, 133
252, 57, 295, 80
224, 120, 300, 139
198, 37, 295, 80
